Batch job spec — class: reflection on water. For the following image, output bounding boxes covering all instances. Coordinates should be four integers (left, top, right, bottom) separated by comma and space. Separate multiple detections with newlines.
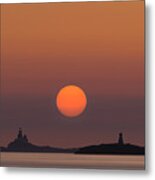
1, 152, 144, 170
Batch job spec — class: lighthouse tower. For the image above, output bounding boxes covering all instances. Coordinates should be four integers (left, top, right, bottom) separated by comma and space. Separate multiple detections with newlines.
17, 128, 23, 139
118, 132, 124, 145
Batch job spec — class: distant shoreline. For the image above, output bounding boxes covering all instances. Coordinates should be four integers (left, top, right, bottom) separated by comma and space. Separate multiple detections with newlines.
0, 130, 144, 155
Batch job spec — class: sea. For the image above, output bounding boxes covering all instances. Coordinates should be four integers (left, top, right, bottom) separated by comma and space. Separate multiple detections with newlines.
0, 152, 144, 170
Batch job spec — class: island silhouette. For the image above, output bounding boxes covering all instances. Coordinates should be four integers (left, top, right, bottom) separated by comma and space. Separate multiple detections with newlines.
0, 128, 144, 155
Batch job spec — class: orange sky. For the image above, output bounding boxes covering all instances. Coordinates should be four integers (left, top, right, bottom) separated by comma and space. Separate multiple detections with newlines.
1, 1, 144, 98
1, 1, 145, 147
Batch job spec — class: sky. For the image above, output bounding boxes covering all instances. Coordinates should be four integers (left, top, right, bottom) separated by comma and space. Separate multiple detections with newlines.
0, 1, 144, 148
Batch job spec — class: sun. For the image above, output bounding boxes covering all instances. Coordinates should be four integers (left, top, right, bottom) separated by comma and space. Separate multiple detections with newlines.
56, 85, 87, 117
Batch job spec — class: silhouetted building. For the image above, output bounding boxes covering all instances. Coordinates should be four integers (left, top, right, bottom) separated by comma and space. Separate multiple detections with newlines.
118, 132, 124, 145
17, 128, 23, 139
4, 128, 75, 153
23, 135, 28, 143
7, 128, 29, 150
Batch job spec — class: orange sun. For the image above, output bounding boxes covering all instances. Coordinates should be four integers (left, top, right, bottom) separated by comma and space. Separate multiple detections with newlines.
56, 85, 87, 117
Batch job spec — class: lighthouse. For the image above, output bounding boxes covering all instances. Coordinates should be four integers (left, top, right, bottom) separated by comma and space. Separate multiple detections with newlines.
118, 132, 124, 145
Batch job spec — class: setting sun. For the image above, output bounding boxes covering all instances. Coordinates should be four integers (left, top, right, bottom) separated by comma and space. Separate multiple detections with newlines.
56, 85, 87, 117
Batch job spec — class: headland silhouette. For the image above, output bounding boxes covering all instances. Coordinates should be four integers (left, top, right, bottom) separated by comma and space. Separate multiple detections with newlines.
76, 133, 144, 155
1, 128, 76, 153
0, 129, 144, 155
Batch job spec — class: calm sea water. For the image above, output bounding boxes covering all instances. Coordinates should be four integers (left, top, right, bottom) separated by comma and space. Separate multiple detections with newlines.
0, 152, 144, 170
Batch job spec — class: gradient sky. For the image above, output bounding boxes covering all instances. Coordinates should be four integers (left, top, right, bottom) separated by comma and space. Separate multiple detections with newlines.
0, 1, 144, 148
